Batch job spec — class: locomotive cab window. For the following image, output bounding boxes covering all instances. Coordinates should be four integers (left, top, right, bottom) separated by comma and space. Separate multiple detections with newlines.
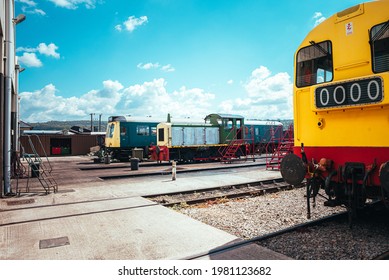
224, 119, 233, 129
296, 41, 333, 87
108, 124, 115, 138
371, 21, 389, 73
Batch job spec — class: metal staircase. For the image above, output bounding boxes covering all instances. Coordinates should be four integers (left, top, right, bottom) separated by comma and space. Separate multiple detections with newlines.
219, 139, 245, 162
218, 127, 253, 163
20, 135, 58, 194
266, 124, 294, 170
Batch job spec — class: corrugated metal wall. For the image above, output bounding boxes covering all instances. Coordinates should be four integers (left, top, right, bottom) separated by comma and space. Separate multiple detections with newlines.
20, 134, 103, 156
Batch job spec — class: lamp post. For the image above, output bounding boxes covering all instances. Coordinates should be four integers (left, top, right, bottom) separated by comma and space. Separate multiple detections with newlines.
90, 113, 95, 132
98, 114, 102, 132
3, 0, 26, 195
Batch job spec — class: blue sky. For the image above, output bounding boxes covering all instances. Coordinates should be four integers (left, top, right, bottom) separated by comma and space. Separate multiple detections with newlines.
16, 0, 363, 123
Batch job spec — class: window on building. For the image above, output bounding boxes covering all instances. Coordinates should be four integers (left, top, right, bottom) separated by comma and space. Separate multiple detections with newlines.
296, 41, 333, 87
371, 21, 389, 73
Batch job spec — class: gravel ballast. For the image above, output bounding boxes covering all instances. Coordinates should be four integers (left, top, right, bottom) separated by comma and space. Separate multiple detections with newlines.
176, 187, 389, 259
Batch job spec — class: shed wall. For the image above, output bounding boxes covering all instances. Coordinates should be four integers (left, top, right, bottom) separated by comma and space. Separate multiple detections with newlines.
20, 134, 103, 156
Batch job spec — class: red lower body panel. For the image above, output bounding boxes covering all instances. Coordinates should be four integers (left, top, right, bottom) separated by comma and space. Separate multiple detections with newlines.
293, 146, 389, 185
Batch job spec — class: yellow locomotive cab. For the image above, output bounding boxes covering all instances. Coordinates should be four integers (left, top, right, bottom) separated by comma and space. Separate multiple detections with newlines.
282, 1, 389, 218
293, 2, 389, 149
105, 121, 121, 148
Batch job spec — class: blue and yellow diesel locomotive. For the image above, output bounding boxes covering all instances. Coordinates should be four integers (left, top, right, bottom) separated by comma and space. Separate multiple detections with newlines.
104, 116, 162, 162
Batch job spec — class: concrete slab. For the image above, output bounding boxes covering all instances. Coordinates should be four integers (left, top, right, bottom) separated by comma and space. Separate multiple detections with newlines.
1, 196, 156, 226
191, 242, 293, 260
1, 158, 288, 260
0, 202, 241, 260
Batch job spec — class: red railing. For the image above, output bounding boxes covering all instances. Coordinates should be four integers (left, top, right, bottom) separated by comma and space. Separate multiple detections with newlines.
266, 124, 294, 170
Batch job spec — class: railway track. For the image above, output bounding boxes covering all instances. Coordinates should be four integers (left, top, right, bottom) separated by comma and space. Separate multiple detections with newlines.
12, 156, 268, 193
255, 204, 389, 260
185, 212, 347, 260
144, 174, 389, 260
176, 190, 389, 260
145, 178, 299, 207
373, 250, 389, 260
98, 161, 266, 180
78, 156, 264, 171
186, 207, 389, 260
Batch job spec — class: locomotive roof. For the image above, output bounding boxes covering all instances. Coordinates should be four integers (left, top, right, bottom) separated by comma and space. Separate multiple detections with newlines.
108, 115, 205, 124
245, 120, 283, 126
205, 113, 244, 119
158, 121, 215, 127
108, 116, 166, 123
297, 1, 385, 50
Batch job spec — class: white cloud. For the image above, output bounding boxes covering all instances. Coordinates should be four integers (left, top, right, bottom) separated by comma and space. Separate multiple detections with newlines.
16, 43, 60, 67
19, 0, 36, 6
137, 62, 175, 72
16, 46, 37, 52
37, 43, 60, 59
19, 0, 100, 15
116, 16, 148, 32
48, 0, 97, 9
17, 43, 60, 57
161, 64, 175, 72
20, 78, 214, 122
20, 80, 123, 122
227, 79, 234, 85
102, 80, 124, 93
17, 52, 43, 67
31, 8, 46, 16
219, 66, 293, 120
18, 0, 46, 15
19, 66, 293, 122
313, 12, 326, 27
137, 62, 160, 70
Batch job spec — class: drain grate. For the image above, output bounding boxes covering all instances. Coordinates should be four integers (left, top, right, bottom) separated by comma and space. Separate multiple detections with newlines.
39, 236, 70, 249
6, 198, 35, 206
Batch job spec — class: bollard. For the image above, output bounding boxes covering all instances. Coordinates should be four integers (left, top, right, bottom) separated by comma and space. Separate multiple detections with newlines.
172, 161, 176, 181
130, 158, 139, 171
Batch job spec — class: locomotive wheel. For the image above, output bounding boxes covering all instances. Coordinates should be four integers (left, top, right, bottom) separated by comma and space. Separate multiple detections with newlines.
280, 153, 306, 186
380, 161, 389, 207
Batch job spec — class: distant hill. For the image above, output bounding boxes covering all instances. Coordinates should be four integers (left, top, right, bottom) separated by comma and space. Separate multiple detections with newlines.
26, 120, 107, 132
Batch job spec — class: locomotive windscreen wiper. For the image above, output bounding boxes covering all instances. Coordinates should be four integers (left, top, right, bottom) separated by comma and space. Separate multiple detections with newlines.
370, 20, 389, 43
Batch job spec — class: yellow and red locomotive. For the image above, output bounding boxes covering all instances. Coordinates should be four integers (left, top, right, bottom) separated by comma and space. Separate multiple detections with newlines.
281, 1, 389, 219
